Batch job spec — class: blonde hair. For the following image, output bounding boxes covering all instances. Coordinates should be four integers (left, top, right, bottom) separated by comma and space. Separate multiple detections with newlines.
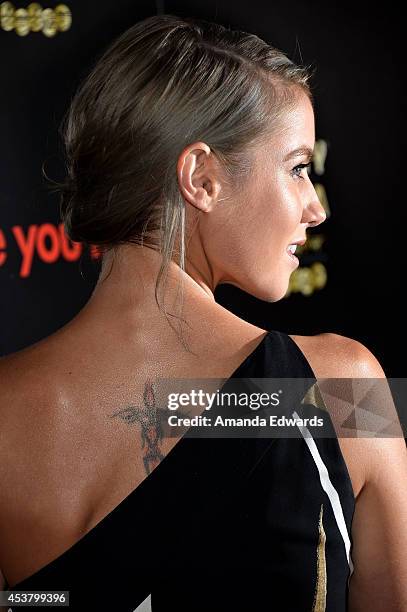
56, 14, 314, 343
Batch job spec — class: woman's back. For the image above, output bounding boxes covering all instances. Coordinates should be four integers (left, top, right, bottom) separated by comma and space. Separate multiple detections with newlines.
0, 295, 358, 610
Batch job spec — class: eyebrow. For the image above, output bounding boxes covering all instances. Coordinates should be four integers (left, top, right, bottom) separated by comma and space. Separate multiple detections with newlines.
283, 146, 314, 162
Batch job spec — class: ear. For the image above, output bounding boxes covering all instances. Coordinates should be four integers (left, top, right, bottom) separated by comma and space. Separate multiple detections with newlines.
176, 141, 222, 213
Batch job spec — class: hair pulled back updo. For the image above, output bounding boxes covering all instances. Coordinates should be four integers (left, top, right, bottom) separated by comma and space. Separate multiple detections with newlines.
56, 13, 314, 329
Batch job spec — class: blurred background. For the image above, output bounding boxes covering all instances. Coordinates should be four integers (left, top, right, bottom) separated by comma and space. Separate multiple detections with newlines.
0, 0, 404, 386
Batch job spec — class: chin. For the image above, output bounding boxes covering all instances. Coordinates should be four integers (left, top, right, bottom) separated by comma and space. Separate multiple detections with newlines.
224, 272, 289, 303
245, 279, 289, 303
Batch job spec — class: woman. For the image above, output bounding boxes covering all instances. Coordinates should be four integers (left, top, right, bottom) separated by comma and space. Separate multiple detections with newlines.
0, 13, 406, 612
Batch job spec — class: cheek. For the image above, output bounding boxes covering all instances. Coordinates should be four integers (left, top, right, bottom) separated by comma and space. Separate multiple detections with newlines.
246, 188, 302, 266
269, 179, 302, 221
245, 184, 301, 244
200, 201, 259, 272
202, 180, 301, 269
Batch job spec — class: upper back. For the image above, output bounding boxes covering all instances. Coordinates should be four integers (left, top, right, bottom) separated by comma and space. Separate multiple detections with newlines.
0, 317, 364, 588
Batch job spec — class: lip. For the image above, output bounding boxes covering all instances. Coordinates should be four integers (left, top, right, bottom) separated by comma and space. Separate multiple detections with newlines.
288, 238, 306, 246
286, 237, 305, 263
286, 249, 299, 266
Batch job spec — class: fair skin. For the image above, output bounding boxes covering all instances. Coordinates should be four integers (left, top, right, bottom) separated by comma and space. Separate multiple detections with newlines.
175, 90, 326, 303
0, 91, 406, 611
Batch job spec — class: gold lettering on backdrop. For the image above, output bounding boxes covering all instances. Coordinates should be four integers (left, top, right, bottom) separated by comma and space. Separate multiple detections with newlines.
314, 183, 331, 220
0, 2, 71, 35
286, 262, 327, 297
27, 2, 42, 31
311, 262, 327, 291
307, 234, 325, 251
54, 3, 70, 31
14, 7, 29, 36
41, 6, 56, 36
313, 140, 328, 176
285, 139, 331, 298
0, 1, 14, 30
292, 266, 313, 296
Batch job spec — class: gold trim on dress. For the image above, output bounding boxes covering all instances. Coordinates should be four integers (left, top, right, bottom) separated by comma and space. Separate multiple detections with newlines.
312, 503, 327, 612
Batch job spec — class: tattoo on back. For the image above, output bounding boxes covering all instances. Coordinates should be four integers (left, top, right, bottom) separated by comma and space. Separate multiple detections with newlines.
108, 378, 165, 475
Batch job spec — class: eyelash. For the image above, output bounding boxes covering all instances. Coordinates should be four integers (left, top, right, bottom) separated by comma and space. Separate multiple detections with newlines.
291, 162, 312, 180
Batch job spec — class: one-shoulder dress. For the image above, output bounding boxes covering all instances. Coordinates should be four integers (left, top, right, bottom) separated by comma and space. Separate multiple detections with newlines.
6, 330, 355, 611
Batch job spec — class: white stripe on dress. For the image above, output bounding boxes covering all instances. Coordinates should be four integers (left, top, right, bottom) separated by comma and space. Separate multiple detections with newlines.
133, 414, 354, 611
293, 410, 354, 576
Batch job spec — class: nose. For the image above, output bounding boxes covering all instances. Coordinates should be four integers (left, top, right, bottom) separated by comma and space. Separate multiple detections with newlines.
303, 198, 327, 228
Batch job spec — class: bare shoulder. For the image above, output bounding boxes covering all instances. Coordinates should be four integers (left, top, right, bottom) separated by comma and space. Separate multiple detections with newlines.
290, 332, 406, 499
0, 340, 62, 510
290, 331, 385, 378
0, 343, 52, 481
292, 331, 405, 434
294, 332, 407, 609
292, 331, 403, 433
0, 339, 57, 429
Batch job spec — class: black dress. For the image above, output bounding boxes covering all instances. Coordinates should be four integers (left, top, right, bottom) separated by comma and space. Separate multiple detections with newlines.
7, 330, 355, 611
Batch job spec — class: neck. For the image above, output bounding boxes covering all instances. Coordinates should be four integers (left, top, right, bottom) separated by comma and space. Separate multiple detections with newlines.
75, 244, 214, 327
